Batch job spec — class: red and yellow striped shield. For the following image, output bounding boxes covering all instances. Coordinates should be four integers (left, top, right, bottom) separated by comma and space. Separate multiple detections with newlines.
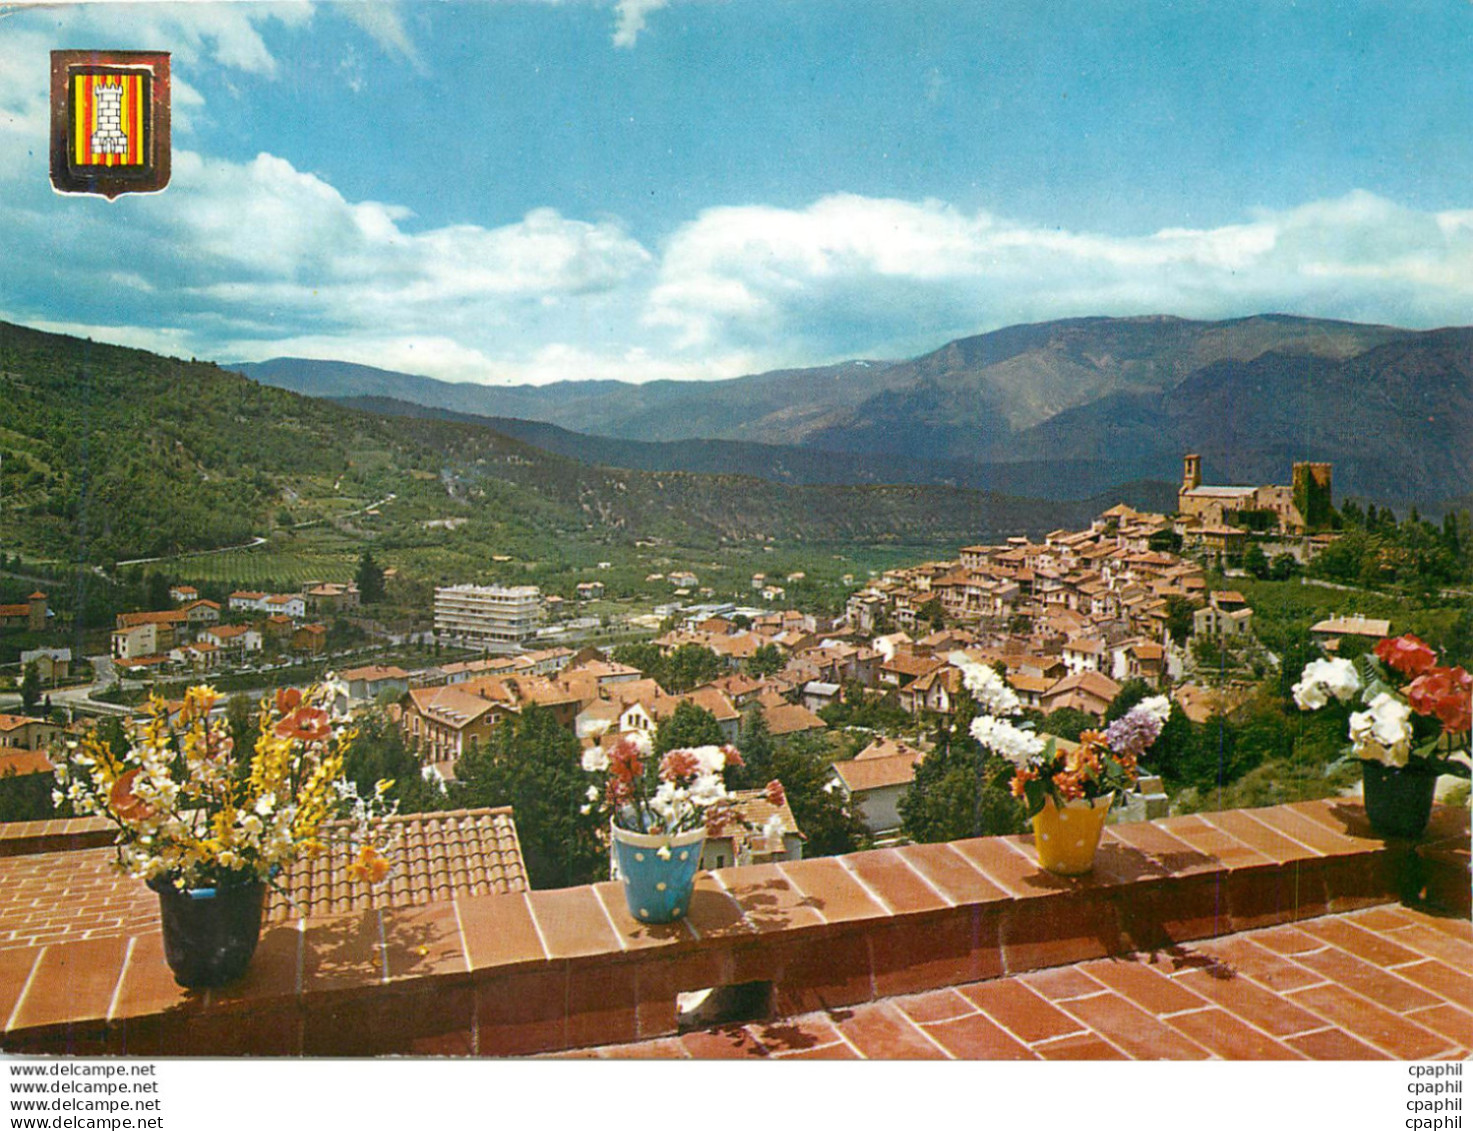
50, 51, 171, 198
71, 71, 149, 167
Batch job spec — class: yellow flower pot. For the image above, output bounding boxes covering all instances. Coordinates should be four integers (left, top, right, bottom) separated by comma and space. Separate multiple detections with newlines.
1031, 793, 1114, 875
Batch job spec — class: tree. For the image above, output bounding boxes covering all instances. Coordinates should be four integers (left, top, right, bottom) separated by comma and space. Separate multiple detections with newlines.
1038, 707, 1094, 743
663, 644, 724, 693
340, 707, 449, 814
767, 732, 868, 857
1243, 542, 1270, 580
20, 662, 41, 714
145, 571, 172, 611
355, 550, 386, 604
745, 643, 785, 679
454, 707, 604, 889
654, 701, 725, 754
1105, 679, 1154, 723
899, 697, 1024, 843
1164, 595, 1198, 646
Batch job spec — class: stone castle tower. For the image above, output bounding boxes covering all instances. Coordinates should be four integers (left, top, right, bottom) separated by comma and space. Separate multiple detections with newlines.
27, 592, 47, 633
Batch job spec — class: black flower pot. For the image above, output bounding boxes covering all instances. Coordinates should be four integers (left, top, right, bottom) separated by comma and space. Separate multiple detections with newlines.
148, 875, 267, 988
1361, 761, 1439, 840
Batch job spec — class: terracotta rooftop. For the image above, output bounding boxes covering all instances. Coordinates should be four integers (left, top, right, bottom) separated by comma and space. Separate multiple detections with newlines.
0, 808, 527, 948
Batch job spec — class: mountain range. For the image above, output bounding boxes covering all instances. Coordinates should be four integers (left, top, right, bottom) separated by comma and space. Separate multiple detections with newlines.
235, 314, 1471, 513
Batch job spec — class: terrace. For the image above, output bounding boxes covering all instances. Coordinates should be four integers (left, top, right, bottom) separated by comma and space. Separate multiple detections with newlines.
0, 797, 1467, 1060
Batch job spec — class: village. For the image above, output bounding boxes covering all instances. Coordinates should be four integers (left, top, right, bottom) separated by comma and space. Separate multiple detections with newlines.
3, 455, 1386, 855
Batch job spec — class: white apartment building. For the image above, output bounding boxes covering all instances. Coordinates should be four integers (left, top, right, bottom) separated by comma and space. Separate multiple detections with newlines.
434, 584, 544, 647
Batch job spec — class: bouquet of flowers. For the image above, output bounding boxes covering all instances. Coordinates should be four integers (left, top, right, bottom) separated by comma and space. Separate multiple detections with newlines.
1291, 634, 1471, 776
950, 652, 1171, 818
54, 683, 397, 891
581, 732, 788, 849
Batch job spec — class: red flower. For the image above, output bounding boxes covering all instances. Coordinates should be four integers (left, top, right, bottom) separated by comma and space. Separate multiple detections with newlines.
721, 744, 744, 769
608, 738, 644, 785
275, 687, 303, 714
1374, 634, 1438, 678
1407, 666, 1472, 735
764, 779, 786, 808
660, 749, 699, 783
276, 706, 331, 743
109, 769, 155, 822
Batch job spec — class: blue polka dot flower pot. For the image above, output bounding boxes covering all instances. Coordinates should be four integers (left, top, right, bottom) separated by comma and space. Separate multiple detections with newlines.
611, 823, 706, 924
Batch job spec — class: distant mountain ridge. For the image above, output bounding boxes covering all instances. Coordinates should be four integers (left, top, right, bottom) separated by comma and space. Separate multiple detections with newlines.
237, 314, 1471, 513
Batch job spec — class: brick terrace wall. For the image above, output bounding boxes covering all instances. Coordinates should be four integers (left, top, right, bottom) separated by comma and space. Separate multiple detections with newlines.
1, 799, 1467, 1057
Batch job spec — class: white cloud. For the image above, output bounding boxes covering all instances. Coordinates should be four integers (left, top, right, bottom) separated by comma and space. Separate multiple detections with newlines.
646, 190, 1473, 361
338, 1, 425, 70
612, 0, 670, 48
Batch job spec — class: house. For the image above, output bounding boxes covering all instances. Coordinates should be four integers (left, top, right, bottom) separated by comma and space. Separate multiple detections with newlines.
1062, 636, 1106, 675
19, 648, 71, 685
1195, 591, 1255, 639
180, 599, 222, 627
0, 714, 61, 751
170, 641, 221, 671
0, 592, 48, 633
898, 665, 964, 717
761, 702, 827, 739
305, 582, 361, 615
830, 739, 926, 835
291, 623, 328, 654
878, 651, 945, 690
228, 590, 268, 613
0, 744, 53, 779
168, 585, 199, 604
339, 665, 411, 703
263, 594, 307, 620
801, 681, 841, 714
1310, 615, 1392, 650
401, 686, 504, 763
700, 789, 804, 871
1039, 670, 1122, 719
115, 610, 189, 652
575, 581, 605, 602
111, 622, 158, 661
205, 624, 263, 653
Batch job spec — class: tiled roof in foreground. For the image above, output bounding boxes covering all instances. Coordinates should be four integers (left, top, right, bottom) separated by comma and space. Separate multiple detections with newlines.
559, 903, 1472, 1060
0, 808, 527, 948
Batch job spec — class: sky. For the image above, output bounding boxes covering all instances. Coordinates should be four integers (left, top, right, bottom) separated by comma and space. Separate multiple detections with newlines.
1, 0, 1471, 385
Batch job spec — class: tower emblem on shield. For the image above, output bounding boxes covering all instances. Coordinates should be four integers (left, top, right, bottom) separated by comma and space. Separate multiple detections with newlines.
50, 50, 171, 199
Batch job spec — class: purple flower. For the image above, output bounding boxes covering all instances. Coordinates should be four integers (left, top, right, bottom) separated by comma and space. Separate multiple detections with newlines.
1105, 708, 1164, 759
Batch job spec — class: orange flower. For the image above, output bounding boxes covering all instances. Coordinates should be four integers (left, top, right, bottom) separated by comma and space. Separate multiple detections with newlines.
1010, 767, 1038, 798
275, 687, 303, 714
346, 844, 390, 885
1051, 770, 1085, 801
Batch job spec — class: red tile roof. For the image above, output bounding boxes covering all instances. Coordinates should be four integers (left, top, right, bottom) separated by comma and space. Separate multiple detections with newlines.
0, 808, 527, 947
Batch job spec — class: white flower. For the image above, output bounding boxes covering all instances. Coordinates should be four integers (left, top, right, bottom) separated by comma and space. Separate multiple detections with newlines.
254, 793, 276, 816
688, 746, 727, 775
687, 772, 727, 808
581, 747, 610, 773
1292, 658, 1362, 711
970, 714, 1046, 766
585, 785, 601, 802
1349, 692, 1413, 767
949, 652, 1021, 716
1136, 696, 1172, 725
579, 804, 592, 815
626, 731, 654, 757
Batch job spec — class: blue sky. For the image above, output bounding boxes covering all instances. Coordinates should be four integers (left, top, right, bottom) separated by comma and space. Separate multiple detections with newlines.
1, 0, 1470, 384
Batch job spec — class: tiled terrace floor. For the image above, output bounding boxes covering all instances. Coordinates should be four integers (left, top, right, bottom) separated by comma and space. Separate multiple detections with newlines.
555, 903, 1473, 1060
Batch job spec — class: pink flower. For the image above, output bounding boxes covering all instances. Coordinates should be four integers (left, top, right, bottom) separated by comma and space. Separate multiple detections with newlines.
1374, 634, 1438, 678
1407, 666, 1472, 735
